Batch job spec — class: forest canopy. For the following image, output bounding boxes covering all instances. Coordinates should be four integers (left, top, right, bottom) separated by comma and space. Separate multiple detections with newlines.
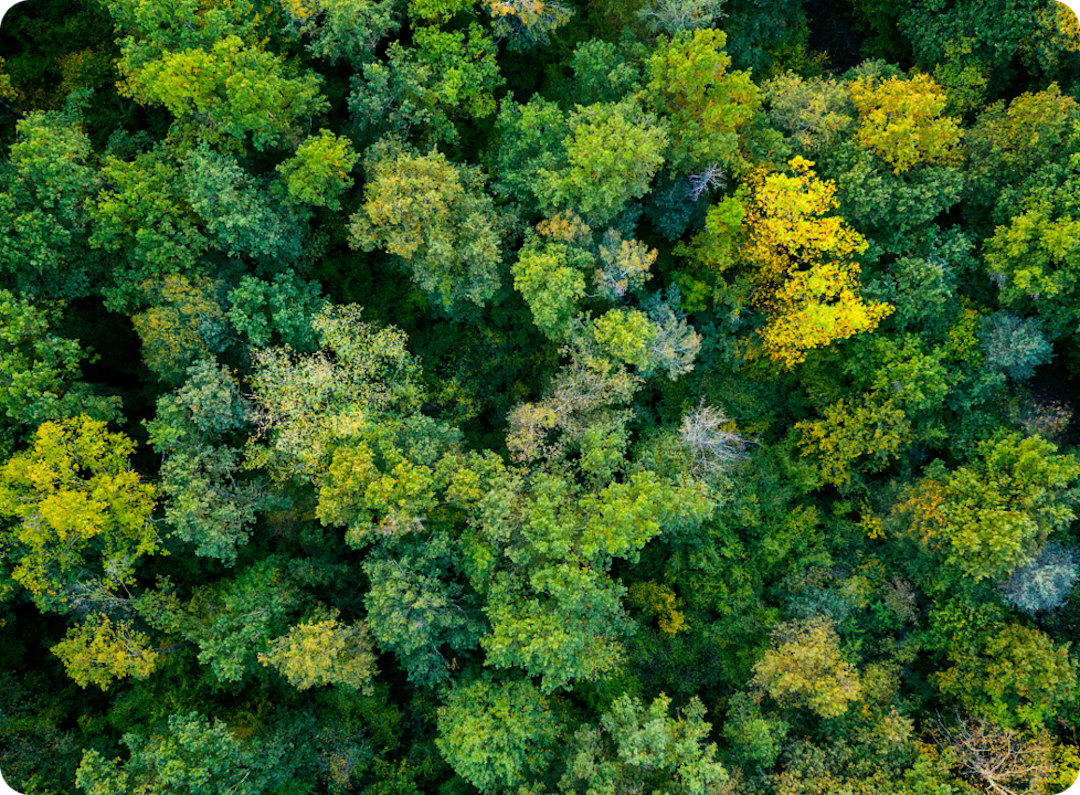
1, 0, 1080, 792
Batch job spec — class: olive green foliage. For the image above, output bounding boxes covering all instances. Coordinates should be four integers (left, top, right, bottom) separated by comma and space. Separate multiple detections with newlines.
349, 143, 507, 317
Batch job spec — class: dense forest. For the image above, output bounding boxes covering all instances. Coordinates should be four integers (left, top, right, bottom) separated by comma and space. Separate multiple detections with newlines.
1, 0, 1080, 791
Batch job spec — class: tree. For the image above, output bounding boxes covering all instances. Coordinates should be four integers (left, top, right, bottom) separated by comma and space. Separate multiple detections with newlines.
362, 532, 484, 687
898, 434, 1080, 582
348, 144, 507, 318
245, 303, 422, 482
76, 711, 295, 795
279, 0, 400, 66
795, 392, 911, 487
259, 611, 378, 693
0, 92, 99, 300
145, 359, 270, 566
275, 129, 359, 211
435, 675, 561, 792
51, 612, 159, 689
0, 290, 120, 455
645, 28, 760, 175
183, 146, 307, 262
537, 100, 668, 225
932, 622, 1076, 732
119, 35, 328, 151
558, 693, 728, 795
934, 713, 1055, 795
0, 415, 159, 602
348, 25, 503, 146
226, 270, 326, 352
89, 145, 210, 313
483, 0, 573, 50
130, 276, 230, 385
1001, 541, 1079, 615
849, 73, 963, 174
978, 311, 1053, 381
751, 616, 862, 718
739, 157, 893, 367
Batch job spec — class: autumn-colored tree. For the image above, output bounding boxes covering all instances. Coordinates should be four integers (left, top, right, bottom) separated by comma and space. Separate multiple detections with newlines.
259, 611, 378, 693
849, 73, 963, 174
51, 613, 160, 689
739, 157, 893, 367
0, 416, 159, 602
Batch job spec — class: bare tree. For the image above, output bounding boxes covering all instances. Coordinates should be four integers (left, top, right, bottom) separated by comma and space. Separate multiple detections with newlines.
934, 713, 1054, 795
679, 400, 751, 478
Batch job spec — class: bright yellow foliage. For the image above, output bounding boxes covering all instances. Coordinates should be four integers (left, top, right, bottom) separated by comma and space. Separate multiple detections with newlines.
850, 73, 963, 173
743, 158, 892, 367
0, 416, 159, 597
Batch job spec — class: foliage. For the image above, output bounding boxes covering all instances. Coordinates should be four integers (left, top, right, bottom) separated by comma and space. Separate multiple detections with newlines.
259, 612, 378, 693
0, 415, 159, 600
645, 28, 760, 175
751, 616, 862, 718
1001, 540, 1079, 616
76, 711, 295, 795
558, 693, 728, 794
349, 144, 507, 318
435, 675, 560, 792
899, 434, 1080, 582
119, 35, 328, 151
52, 613, 159, 689
849, 73, 963, 174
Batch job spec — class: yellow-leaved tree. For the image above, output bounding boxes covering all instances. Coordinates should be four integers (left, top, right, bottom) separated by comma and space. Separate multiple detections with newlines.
743, 157, 893, 367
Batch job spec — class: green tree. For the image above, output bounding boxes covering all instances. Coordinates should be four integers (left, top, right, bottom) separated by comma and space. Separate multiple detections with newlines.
275, 129, 360, 210
645, 28, 760, 175
0, 92, 99, 300
348, 25, 503, 146
76, 711, 296, 795
349, 144, 507, 318
898, 434, 1080, 582
537, 99, 668, 225
363, 532, 484, 687
145, 359, 271, 566
119, 35, 328, 151
0, 290, 120, 455
279, 0, 400, 66
558, 693, 728, 795
183, 146, 307, 262
435, 675, 561, 792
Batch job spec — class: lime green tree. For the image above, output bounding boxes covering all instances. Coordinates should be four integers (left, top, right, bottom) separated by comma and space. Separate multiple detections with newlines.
435, 675, 561, 792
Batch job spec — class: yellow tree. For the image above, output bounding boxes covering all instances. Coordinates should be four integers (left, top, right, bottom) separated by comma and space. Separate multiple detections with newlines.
0, 416, 160, 600
743, 157, 893, 367
850, 73, 963, 174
